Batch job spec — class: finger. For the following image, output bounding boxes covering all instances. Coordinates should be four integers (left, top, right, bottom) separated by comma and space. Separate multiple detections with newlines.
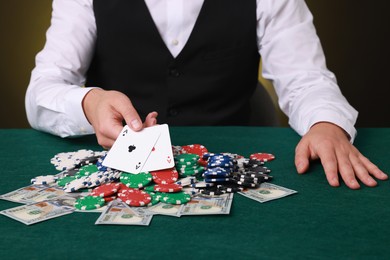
94, 110, 124, 143
144, 111, 158, 127
334, 149, 360, 189
348, 153, 377, 187
115, 95, 143, 131
316, 145, 340, 187
294, 139, 311, 174
95, 132, 116, 149
358, 154, 388, 180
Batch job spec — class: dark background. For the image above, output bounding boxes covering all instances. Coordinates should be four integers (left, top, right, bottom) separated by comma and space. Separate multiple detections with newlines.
0, 0, 389, 128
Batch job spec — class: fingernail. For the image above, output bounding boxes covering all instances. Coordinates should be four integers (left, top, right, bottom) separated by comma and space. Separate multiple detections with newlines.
296, 163, 303, 173
349, 180, 360, 188
131, 119, 141, 130
368, 179, 377, 185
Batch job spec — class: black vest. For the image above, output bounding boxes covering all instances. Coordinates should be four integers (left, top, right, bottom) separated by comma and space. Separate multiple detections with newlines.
86, 0, 260, 126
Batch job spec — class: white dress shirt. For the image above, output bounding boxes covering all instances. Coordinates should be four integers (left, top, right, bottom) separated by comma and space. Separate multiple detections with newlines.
25, 0, 358, 141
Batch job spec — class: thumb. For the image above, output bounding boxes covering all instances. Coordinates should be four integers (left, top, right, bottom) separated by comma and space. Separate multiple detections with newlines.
115, 95, 143, 131
295, 139, 311, 174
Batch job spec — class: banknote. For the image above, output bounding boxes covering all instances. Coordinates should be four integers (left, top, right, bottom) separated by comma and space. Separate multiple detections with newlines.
21, 186, 67, 203
146, 203, 184, 217
0, 184, 48, 204
179, 193, 233, 215
0, 200, 74, 225
238, 182, 297, 203
95, 200, 152, 226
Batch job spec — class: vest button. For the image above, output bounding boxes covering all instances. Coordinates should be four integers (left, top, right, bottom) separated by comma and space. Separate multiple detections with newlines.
169, 69, 180, 77
168, 108, 179, 117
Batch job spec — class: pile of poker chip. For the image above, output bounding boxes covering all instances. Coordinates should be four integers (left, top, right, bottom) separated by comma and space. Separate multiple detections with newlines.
31, 145, 275, 212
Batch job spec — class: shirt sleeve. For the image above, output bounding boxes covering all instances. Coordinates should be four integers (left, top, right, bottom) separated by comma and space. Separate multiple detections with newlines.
256, 0, 358, 142
25, 0, 97, 137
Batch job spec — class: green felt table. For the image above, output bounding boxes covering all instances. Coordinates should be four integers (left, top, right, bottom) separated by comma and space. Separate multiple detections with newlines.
0, 127, 389, 260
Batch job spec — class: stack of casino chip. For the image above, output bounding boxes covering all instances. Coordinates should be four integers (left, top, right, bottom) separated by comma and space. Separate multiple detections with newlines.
230, 153, 274, 188
198, 152, 276, 195
197, 154, 236, 195
89, 182, 121, 203
172, 144, 209, 167
174, 154, 205, 177
50, 149, 103, 171
203, 153, 235, 180
144, 183, 191, 205
60, 163, 122, 192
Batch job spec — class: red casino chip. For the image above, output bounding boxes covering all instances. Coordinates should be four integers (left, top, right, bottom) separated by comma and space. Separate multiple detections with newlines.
151, 168, 179, 184
249, 153, 275, 162
103, 195, 117, 203
154, 183, 182, 193
181, 144, 208, 157
117, 182, 131, 192
197, 158, 208, 167
117, 189, 151, 207
90, 182, 120, 197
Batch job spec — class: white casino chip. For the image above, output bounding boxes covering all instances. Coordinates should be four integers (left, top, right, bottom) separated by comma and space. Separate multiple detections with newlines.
31, 175, 58, 185
63, 177, 87, 192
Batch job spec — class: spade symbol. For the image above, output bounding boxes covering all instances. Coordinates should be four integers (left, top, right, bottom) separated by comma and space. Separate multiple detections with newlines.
128, 145, 136, 153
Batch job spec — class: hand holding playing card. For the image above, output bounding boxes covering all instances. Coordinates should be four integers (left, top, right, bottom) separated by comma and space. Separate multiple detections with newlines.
102, 124, 174, 173
82, 88, 158, 148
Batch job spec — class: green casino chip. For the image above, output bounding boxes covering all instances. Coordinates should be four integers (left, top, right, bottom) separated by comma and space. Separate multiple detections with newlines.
74, 195, 105, 210
144, 191, 161, 205
76, 164, 98, 177
143, 184, 157, 192
161, 192, 191, 205
57, 176, 76, 187
179, 166, 205, 176
174, 154, 199, 163
120, 172, 152, 188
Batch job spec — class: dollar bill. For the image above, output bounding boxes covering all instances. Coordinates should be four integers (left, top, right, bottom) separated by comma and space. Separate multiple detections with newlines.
145, 203, 184, 217
0, 200, 74, 225
179, 193, 233, 215
95, 200, 152, 226
21, 186, 67, 203
238, 182, 297, 203
0, 184, 49, 204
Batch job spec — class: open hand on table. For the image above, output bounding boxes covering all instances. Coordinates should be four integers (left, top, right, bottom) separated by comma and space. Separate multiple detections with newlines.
295, 122, 388, 189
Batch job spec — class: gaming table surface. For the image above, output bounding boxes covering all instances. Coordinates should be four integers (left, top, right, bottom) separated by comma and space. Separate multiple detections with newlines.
0, 127, 389, 259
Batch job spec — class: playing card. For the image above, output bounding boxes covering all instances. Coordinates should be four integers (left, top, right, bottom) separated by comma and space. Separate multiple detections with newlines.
102, 125, 161, 173
141, 124, 175, 172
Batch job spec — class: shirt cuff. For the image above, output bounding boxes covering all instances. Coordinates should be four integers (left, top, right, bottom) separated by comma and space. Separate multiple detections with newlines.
305, 110, 358, 143
64, 86, 96, 136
